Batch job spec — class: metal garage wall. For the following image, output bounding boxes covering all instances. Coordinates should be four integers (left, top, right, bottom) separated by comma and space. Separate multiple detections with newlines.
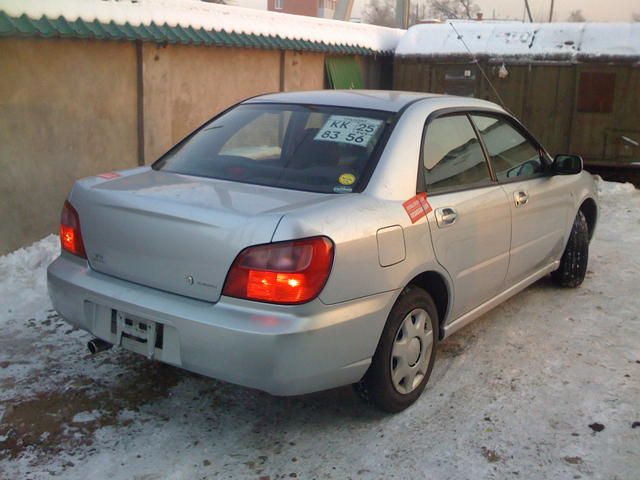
521, 65, 575, 155
394, 57, 640, 162
570, 65, 640, 163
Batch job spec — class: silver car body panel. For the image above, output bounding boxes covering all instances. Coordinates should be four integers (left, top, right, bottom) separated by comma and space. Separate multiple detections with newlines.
47, 90, 599, 395
48, 253, 393, 395
442, 260, 560, 338
72, 169, 335, 302
244, 90, 445, 113
426, 186, 511, 320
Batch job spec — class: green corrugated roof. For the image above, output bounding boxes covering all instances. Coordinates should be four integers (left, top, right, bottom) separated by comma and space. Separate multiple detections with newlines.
0, 12, 388, 55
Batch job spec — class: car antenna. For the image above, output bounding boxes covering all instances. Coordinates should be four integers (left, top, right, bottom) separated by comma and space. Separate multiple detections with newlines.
448, 21, 512, 114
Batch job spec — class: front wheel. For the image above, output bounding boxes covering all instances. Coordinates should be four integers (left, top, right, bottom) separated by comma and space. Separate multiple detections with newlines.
355, 286, 439, 413
551, 210, 589, 288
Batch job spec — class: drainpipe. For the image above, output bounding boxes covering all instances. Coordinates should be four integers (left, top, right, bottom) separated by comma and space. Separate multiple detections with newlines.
279, 50, 286, 92
136, 40, 145, 166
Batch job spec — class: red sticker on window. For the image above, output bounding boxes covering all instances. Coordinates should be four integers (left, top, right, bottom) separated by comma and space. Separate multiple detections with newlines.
403, 192, 432, 224
97, 172, 121, 180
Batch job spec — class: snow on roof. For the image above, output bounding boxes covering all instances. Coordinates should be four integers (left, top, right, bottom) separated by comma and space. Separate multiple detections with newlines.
396, 21, 640, 60
0, 0, 404, 54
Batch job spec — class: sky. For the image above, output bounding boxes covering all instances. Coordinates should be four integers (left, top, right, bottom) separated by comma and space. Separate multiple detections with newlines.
232, 0, 639, 22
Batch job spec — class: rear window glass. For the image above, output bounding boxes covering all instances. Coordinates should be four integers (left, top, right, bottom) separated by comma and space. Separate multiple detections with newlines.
154, 103, 392, 193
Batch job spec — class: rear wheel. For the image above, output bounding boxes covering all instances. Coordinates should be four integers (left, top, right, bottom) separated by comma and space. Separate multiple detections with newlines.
355, 286, 438, 413
551, 210, 589, 288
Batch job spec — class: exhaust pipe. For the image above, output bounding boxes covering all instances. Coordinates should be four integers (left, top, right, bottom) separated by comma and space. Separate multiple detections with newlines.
87, 338, 113, 354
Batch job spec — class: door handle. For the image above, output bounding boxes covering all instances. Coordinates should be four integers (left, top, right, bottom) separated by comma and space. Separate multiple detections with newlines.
435, 207, 458, 228
514, 191, 529, 207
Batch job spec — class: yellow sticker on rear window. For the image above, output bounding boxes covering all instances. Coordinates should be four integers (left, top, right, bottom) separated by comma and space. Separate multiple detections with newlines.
338, 173, 356, 186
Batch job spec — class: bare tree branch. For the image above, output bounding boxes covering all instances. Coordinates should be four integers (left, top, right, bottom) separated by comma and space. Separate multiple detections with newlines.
430, 0, 459, 19
408, 2, 430, 26
429, 0, 479, 20
363, 0, 397, 27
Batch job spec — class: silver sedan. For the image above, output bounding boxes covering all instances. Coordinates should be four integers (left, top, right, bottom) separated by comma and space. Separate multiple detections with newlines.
48, 91, 598, 412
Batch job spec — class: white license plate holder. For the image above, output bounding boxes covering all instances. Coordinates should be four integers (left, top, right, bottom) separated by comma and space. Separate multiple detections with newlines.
115, 311, 157, 359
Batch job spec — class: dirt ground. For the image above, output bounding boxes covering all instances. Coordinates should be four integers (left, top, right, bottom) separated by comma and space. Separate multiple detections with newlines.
1, 180, 639, 479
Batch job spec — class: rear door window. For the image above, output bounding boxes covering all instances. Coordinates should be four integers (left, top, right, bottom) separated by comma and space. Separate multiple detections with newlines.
471, 115, 543, 181
422, 114, 492, 194
154, 104, 391, 194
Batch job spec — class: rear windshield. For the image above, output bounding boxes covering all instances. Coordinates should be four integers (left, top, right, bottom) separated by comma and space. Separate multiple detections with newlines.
153, 103, 392, 193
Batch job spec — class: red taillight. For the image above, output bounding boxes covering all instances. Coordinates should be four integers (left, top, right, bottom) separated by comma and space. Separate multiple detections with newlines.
222, 237, 334, 304
60, 200, 86, 258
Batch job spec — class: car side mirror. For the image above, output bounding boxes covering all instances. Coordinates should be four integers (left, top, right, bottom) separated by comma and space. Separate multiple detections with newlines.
552, 154, 583, 175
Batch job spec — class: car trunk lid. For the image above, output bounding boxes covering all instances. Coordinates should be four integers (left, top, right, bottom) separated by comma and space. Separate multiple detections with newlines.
71, 169, 329, 302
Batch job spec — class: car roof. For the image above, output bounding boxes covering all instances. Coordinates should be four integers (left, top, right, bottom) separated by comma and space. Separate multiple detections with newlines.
243, 90, 498, 113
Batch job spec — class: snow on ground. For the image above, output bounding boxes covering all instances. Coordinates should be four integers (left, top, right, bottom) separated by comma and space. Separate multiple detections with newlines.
0, 179, 639, 479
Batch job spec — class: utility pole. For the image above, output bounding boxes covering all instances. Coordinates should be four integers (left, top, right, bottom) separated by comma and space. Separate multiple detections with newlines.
548, 0, 555, 22
333, 0, 355, 21
523, 0, 533, 22
395, 0, 410, 29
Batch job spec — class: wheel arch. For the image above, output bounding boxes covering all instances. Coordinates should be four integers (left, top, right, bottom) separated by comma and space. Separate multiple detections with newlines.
579, 197, 598, 241
406, 270, 451, 340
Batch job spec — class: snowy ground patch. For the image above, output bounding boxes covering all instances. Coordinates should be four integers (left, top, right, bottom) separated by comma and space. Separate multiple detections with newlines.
0, 179, 639, 479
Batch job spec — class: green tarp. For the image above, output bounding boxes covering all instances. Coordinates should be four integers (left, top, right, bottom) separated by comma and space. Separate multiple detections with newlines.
325, 56, 364, 89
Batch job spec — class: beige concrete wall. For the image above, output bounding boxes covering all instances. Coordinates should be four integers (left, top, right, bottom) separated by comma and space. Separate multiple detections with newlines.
0, 37, 138, 254
0, 36, 386, 254
142, 47, 329, 163
282, 51, 326, 92
142, 44, 282, 163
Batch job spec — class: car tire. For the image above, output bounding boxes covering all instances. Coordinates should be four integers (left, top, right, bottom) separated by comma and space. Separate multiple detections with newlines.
355, 286, 439, 413
551, 210, 589, 288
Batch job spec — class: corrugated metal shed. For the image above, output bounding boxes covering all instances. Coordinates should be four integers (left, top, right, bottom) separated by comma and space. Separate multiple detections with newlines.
394, 27, 640, 167
0, 0, 404, 55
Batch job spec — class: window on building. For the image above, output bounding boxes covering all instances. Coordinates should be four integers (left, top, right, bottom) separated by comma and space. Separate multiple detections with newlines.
422, 115, 492, 193
577, 72, 616, 113
319, 0, 337, 8
274, 0, 284, 10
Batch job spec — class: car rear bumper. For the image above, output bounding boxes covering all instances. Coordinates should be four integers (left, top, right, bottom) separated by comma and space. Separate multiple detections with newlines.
47, 254, 395, 395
